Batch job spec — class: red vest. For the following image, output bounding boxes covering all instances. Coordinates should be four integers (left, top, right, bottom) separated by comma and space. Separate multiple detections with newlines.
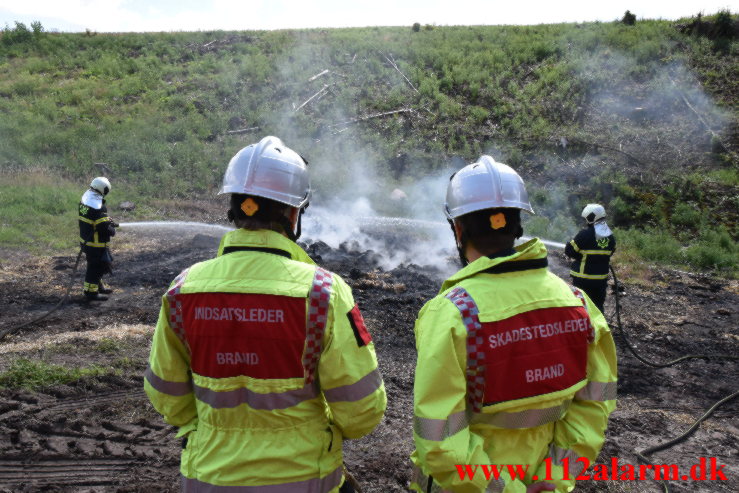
446, 286, 592, 412
166, 267, 334, 384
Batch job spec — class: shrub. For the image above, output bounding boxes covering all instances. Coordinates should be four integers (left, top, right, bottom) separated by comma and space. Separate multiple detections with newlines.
670, 202, 702, 229
412, 23, 421, 33
2, 21, 33, 45
714, 9, 734, 38
31, 21, 44, 37
618, 228, 682, 263
622, 11, 637, 26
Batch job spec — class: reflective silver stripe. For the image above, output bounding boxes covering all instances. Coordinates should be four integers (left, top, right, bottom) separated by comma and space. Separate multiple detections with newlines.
414, 409, 468, 441
579, 249, 612, 255
194, 381, 318, 410
548, 444, 585, 478
471, 401, 570, 429
570, 271, 609, 280
323, 368, 382, 403
144, 366, 193, 396
181, 465, 342, 492
575, 381, 617, 401
486, 477, 506, 493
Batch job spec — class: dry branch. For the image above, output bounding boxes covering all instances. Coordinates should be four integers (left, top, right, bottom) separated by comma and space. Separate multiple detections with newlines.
308, 69, 330, 82
567, 137, 646, 167
294, 84, 331, 113
380, 52, 419, 93
226, 126, 260, 135
330, 108, 414, 127
668, 76, 736, 161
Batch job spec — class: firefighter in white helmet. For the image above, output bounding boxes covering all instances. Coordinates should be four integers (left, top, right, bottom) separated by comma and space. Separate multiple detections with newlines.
564, 204, 616, 313
410, 156, 617, 492
78, 177, 118, 301
144, 136, 386, 492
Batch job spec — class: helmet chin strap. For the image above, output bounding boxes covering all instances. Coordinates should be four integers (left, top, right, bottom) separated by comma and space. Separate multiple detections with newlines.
448, 220, 469, 267
277, 207, 305, 242
294, 208, 305, 241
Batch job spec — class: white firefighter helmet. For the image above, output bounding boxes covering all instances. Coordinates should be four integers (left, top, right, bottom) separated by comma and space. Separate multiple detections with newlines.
581, 203, 606, 224
219, 136, 310, 209
444, 155, 534, 220
90, 177, 111, 196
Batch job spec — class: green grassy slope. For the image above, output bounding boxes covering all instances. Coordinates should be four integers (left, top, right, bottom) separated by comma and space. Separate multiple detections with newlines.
0, 15, 736, 273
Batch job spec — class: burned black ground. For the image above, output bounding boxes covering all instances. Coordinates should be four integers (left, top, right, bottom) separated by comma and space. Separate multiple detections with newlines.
0, 226, 737, 493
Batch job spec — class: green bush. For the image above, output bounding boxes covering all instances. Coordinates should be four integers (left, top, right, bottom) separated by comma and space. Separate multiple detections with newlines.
715, 10, 734, 38
617, 226, 738, 275
2, 21, 33, 45
618, 228, 683, 263
670, 202, 702, 228
622, 11, 637, 26
684, 228, 738, 271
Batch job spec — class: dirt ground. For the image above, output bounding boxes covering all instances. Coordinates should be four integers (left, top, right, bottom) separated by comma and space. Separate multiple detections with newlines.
0, 221, 737, 493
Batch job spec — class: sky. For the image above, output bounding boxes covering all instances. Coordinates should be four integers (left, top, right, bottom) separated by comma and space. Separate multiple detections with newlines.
0, 0, 736, 32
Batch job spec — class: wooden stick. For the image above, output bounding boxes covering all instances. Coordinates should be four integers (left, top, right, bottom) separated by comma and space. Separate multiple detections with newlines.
381, 52, 418, 93
294, 85, 330, 112
330, 108, 413, 127
308, 69, 330, 82
567, 137, 646, 167
226, 126, 260, 135
668, 76, 735, 159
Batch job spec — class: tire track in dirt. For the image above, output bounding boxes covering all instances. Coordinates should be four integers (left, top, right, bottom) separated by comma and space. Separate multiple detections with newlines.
0, 458, 147, 486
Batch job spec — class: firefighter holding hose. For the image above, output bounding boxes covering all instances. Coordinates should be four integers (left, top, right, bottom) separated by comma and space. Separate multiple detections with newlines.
410, 156, 617, 492
564, 204, 616, 313
144, 136, 386, 492
78, 176, 118, 301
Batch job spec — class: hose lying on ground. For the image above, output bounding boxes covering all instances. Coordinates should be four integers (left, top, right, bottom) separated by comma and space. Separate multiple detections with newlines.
609, 265, 739, 367
0, 247, 83, 342
634, 390, 739, 493
608, 265, 738, 493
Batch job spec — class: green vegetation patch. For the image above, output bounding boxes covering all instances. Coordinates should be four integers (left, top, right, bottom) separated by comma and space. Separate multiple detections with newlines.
0, 357, 107, 390
0, 16, 736, 275
617, 226, 738, 277
0, 170, 81, 251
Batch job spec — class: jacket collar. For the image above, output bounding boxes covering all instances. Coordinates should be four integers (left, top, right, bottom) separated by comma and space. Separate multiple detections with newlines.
440, 238, 548, 293
217, 229, 315, 265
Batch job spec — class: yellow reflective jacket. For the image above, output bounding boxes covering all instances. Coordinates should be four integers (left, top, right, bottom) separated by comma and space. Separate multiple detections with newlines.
145, 229, 387, 492
410, 238, 617, 493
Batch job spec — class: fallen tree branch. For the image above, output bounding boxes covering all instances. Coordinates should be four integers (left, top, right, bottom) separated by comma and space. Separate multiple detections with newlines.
668, 76, 737, 161
380, 52, 419, 93
330, 108, 414, 127
294, 84, 331, 113
566, 137, 647, 167
226, 126, 260, 135
308, 69, 330, 82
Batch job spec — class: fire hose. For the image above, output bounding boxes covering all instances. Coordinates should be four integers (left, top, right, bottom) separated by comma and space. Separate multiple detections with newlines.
0, 247, 84, 342
608, 265, 738, 493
